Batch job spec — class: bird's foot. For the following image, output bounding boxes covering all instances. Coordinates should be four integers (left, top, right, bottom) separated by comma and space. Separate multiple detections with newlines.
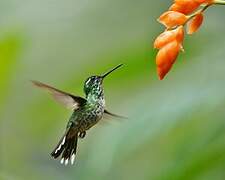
79, 131, 86, 138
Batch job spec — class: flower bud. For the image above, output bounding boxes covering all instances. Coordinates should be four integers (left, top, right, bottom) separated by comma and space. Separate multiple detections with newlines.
187, 13, 204, 34
154, 31, 176, 49
158, 11, 188, 28
156, 41, 181, 80
154, 26, 184, 49
170, 1, 200, 14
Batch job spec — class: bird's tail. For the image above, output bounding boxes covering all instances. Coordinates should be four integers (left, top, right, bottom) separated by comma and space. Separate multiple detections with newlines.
51, 127, 78, 165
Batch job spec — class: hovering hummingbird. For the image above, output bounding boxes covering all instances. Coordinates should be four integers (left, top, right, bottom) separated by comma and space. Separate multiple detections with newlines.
32, 64, 124, 165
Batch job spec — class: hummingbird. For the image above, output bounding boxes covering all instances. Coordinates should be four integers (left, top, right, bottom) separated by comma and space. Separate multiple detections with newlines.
32, 64, 124, 165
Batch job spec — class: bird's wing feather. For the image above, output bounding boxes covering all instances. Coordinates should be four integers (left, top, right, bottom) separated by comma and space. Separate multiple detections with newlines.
104, 109, 127, 119
32, 80, 86, 110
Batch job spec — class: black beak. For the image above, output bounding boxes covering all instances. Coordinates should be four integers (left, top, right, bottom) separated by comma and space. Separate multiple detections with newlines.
101, 64, 123, 79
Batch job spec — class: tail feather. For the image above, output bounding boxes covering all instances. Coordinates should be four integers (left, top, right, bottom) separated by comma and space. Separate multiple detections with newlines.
61, 136, 77, 164
51, 128, 78, 165
51, 135, 66, 159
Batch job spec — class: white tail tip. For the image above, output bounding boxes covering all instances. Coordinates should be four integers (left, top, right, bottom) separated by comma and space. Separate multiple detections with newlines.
65, 159, 69, 166
71, 153, 75, 165
60, 158, 64, 164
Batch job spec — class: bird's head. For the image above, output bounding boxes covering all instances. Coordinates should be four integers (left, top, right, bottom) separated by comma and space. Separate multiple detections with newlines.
84, 64, 123, 97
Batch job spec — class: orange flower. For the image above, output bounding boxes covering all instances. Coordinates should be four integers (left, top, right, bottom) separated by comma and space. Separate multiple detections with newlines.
153, 0, 223, 80
187, 13, 204, 34
154, 26, 184, 49
158, 11, 188, 28
154, 26, 184, 79
156, 41, 181, 80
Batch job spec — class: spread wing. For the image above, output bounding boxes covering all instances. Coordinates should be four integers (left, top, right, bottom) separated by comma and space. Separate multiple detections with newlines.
32, 80, 86, 110
104, 109, 127, 119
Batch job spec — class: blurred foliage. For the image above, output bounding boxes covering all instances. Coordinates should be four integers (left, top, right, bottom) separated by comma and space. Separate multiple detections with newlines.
1, 0, 225, 180
0, 32, 24, 108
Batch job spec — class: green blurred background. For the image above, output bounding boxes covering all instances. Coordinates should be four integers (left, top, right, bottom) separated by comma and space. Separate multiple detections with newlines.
1, 0, 225, 179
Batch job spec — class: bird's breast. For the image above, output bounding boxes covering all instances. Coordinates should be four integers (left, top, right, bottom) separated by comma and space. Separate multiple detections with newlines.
77, 103, 104, 131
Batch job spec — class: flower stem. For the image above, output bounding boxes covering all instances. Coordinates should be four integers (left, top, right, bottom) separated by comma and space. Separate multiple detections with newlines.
186, 5, 210, 24
214, 0, 225, 5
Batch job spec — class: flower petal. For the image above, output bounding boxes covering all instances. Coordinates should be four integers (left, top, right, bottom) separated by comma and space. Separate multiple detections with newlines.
176, 26, 184, 42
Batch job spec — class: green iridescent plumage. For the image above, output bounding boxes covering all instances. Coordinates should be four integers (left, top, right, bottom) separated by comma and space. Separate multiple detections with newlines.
32, 64, 123, 165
